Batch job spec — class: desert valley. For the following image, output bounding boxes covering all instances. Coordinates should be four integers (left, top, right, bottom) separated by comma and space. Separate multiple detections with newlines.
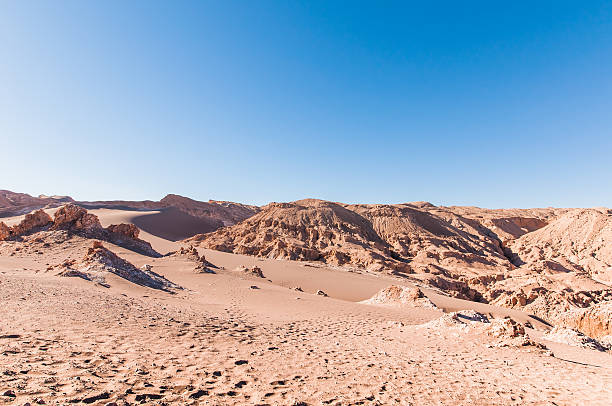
0, 189, 610, 405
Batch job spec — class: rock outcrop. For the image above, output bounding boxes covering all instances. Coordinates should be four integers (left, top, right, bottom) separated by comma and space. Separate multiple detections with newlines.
234, 265, 265, 278
420, 311, 543, 348
107, 223, 140, 239
2, 204, 159, 257
51, 204, 102, 233
0, 209, 52, 241
10, 209, 53, 235
59, 241, 181, 291
0, 222, 9, 240
166, 245, 217, 273
361, 285, 437, 309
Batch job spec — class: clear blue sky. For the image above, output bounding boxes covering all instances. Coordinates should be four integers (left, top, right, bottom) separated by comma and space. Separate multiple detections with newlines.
1, 1, 611, 208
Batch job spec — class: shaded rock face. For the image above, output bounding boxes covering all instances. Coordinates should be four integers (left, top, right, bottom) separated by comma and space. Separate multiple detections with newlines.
59, 241, 181, 291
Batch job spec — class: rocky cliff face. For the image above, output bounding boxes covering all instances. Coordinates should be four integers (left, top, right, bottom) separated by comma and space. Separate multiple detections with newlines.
107, 223, 140, 239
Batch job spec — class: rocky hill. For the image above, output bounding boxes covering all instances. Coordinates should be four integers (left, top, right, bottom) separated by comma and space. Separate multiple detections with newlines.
507, 208, 612, 283
190, 199, 560, 276
189, 199, 612, 324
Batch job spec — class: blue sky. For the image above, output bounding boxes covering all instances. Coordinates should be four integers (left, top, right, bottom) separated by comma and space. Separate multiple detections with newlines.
1, 1, 611, 207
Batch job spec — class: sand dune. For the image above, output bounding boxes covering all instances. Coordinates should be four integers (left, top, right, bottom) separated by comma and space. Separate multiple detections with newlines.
1, 203, 612, 405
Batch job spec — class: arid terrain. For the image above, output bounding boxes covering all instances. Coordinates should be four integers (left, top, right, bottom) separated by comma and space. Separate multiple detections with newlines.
1, 191, 611, 405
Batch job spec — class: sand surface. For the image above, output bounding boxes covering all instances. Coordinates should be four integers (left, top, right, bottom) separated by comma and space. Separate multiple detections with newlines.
1, 209, 611, 405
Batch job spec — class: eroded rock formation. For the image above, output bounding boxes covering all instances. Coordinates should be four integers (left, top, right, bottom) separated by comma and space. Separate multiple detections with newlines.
59, 241, 181, 291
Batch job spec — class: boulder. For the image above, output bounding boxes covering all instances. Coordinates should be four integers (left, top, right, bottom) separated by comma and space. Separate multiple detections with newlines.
107, 223, 139, 239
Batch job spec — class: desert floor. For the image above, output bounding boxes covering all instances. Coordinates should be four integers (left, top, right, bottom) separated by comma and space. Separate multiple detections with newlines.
1, 209, 611, 405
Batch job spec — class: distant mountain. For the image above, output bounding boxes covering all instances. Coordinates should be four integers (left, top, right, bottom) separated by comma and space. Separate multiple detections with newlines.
78, 193, 260, 230
0, 190, 74, 217
0, 190, 260, 239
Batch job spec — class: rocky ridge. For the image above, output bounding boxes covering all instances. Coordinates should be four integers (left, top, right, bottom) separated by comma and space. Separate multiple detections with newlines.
0, 190, 73, 217
0, 204, 159, 257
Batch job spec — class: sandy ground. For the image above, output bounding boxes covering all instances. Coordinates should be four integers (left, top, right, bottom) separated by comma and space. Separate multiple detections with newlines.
1, 209, 612, 405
